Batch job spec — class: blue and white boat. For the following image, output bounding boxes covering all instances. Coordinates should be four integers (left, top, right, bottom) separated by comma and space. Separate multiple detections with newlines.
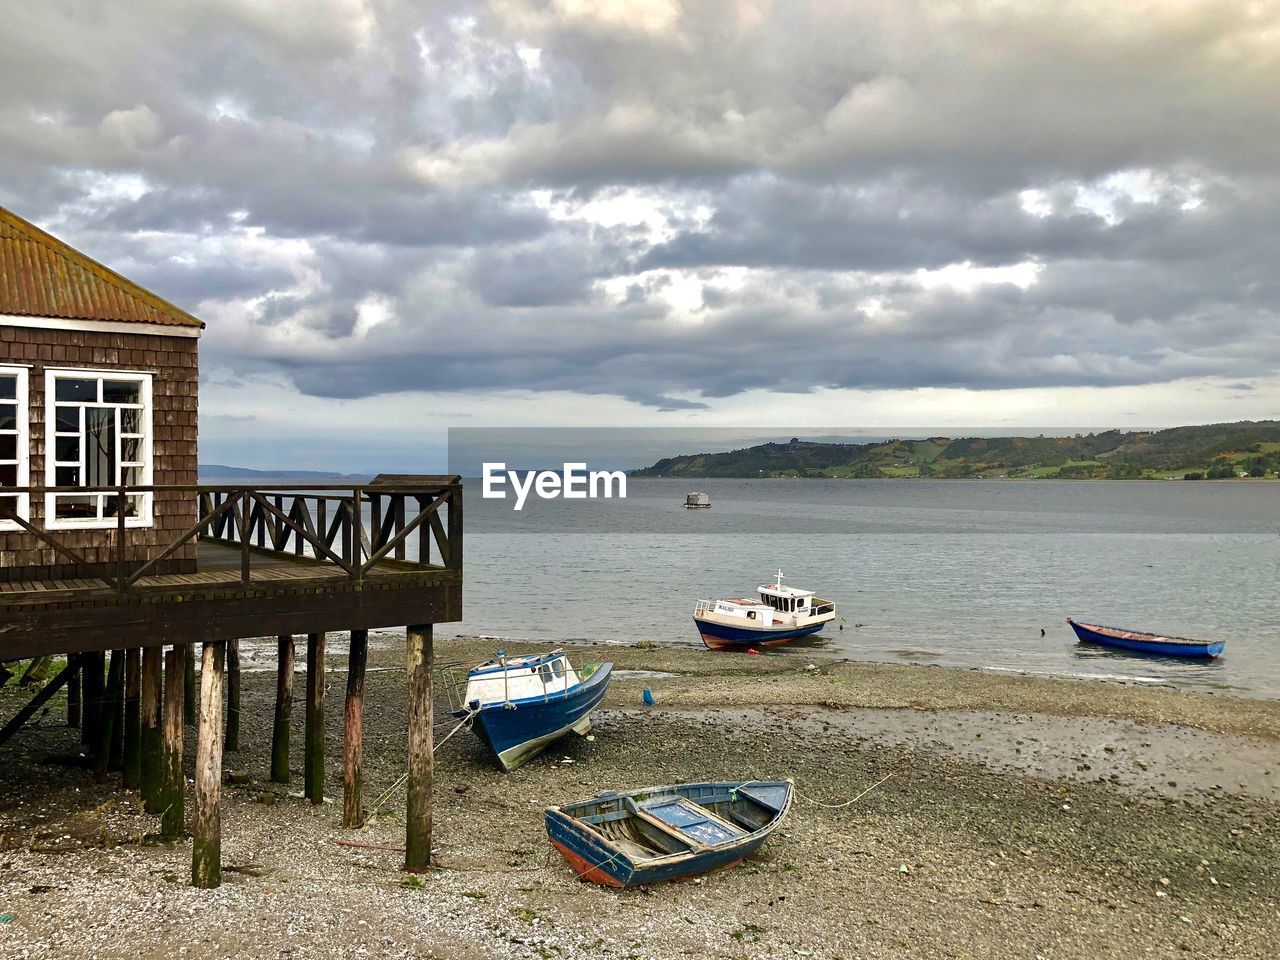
693, 570, 836, 651
1068, 619, 1226, 659
453, 650, 613, 772
545, 780, 793, 888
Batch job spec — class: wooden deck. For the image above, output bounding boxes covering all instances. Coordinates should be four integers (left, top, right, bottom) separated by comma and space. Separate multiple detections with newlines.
0, 541, 447, 603
0, 480, 463, 660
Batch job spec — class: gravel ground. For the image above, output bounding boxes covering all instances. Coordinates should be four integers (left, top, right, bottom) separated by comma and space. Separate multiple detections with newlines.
1, 637, 1277, 959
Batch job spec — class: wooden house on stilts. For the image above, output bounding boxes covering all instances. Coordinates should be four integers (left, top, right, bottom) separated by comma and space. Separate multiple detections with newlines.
0, 204, 462, 886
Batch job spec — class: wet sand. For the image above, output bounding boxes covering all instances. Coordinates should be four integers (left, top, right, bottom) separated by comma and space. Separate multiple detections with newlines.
1, 637, 1278, 959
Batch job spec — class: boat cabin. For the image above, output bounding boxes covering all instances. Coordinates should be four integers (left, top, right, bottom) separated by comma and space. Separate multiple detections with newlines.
757, 581, 815, 615
461, 651, 582, 708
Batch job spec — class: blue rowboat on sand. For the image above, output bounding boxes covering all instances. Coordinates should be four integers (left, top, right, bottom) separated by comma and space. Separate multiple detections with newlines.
545, 779, 793, 888
1067, 618, 1225, 659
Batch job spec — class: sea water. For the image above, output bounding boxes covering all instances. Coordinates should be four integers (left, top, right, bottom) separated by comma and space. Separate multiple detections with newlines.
434, 478, 1279, 698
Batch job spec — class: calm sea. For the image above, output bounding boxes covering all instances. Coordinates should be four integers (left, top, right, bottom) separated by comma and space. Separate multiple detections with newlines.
436, 478, 1280, 699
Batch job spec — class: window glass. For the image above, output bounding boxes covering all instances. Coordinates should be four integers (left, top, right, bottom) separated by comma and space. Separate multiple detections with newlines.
0, 435, 14, 460
102, 380, 141, 404
0, 376, 14, 401
0, 464, 15, 486
55, 378, 97, 402
46, 371, 152, 525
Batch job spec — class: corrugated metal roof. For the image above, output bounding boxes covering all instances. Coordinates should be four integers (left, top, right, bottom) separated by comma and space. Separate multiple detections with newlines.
0, 204, 204, 329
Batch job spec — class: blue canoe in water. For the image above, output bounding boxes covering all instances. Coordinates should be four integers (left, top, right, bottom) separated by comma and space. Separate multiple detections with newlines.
545, 780, 793, 888
453, 650, 613, 771
1068, 618, 1225, 659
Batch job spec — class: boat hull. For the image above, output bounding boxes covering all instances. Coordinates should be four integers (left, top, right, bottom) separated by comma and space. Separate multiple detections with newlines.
693, 616, 826, 651
545, 780, 793, 888
1068, 619, 1224, 659
465, 664, 613, 771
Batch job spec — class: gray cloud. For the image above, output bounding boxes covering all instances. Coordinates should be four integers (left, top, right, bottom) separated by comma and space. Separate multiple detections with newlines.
1, 0, 1278, 417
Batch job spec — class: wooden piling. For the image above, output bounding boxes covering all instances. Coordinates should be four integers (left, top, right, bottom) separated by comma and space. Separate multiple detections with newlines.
66, 654, 81, 728
106, 649, 125, 772
122, 649, 141, 790
94, 652, 124, 783
161, 647, 185, 839
183, 643, 196, 726
192, 641, 226, 889
140, 646, 163, 813
81, 651, 104, 747
271, 635, 294, 784
226, 639, 241, 752
342, 629, 368, 829
304, 633, 325, 804
405, 623, 433, 872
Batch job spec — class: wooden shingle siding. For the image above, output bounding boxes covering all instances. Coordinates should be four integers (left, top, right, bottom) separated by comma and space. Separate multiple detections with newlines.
0, 325, 198, 580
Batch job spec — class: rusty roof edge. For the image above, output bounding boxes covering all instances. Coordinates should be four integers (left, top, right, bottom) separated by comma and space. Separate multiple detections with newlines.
0, 205, 206, 329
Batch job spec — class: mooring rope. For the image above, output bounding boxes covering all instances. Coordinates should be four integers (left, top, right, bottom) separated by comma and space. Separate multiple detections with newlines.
793, 770, 897, 809
361, 706, 479, 821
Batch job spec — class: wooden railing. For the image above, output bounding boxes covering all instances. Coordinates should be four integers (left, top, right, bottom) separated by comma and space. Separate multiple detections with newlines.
0, 477, 462, 594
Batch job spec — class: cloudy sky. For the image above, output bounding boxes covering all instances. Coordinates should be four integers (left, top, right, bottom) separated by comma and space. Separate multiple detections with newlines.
2, 0, 1278, 469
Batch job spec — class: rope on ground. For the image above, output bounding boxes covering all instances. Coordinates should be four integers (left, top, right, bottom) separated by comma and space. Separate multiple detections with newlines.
360, 706, 479, 822
794, 770, 896, 809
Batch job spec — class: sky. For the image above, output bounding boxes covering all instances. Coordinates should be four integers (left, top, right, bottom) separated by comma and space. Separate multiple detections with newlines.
2, 0, 1278, 470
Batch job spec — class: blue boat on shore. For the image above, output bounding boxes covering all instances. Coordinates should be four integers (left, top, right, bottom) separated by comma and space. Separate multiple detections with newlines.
453, 650, 612, 772
545, 780, 793, 888
1067, 618, 1226, 659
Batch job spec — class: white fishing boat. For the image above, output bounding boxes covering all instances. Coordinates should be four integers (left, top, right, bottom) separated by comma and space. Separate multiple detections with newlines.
692, 570, 836, 651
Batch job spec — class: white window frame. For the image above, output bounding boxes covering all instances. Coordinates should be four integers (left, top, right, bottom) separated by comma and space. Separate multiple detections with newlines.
0, 364, 30, 531
44, 367, 154, 530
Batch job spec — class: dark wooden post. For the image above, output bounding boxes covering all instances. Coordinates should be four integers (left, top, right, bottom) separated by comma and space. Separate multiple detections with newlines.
304, 633, 325, 805
106, 650, 125, 772
183, 643, 196, 726
140, 646, 163, 813
192, 641, 226, 889
342, 629, 368, 829
405, 624, 433, 872
82, 651, 104, 747
225, 639, 241, 752
271, 635, 294, 784
66, 654, 81, 728
161, 647, 185, 839
122, 649, 141, 789
93, 653, 124, 783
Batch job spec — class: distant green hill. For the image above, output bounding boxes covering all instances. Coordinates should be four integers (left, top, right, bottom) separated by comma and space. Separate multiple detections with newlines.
632, 422, 1280, 480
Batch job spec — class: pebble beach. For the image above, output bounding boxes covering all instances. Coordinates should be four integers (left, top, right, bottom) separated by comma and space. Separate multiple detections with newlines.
2, 637, 1278, 959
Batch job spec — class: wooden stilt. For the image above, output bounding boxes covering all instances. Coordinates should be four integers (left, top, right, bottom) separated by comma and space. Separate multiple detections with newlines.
271, 635, 294, 784
94, 652, 124, 783
82, 651, 104, 747
66, 654, 81, 728
342, 629, 368, 829
161, 647, 185, 838
405, 623, 433, 872
225, 639, 241, 752
192, 641, 226, 889
304, 633, 325, 805
140, 646, 163, 813
122, 649, 141, 790
183, 643, 196, 726
106, 650, 125, 772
